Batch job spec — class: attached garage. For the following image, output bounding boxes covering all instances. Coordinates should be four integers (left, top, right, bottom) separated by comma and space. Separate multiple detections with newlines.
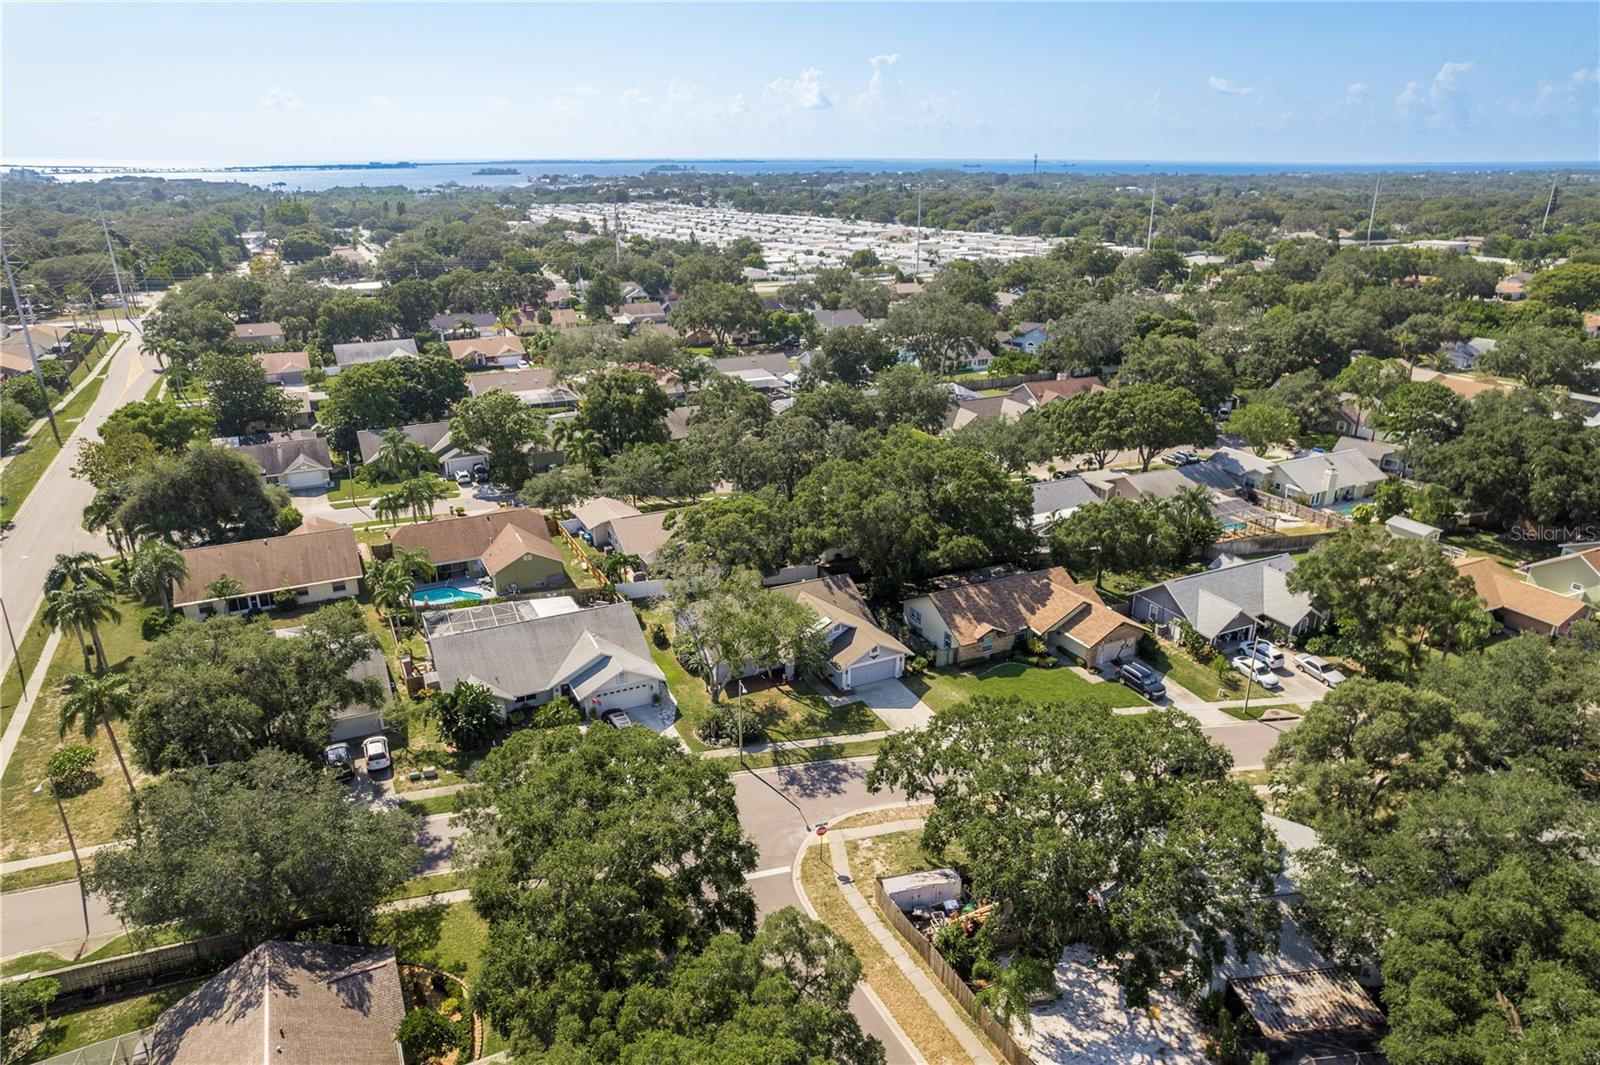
1054, 620, 1145, 670
282, 466, 332, 491
841, 652, 904, 690
586, 677, 663, 712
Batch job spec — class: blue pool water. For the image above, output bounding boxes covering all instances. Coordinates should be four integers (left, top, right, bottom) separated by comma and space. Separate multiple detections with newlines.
412, 585, 486, 607
1221, 521, 1248, 533
1325, 501, 1366, 515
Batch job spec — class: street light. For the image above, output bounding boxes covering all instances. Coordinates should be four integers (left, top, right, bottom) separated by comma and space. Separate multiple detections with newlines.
34, 777, 92, 938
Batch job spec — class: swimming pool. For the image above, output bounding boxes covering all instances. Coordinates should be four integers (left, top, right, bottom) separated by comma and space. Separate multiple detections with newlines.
412, 585, 487, 607
1324, 500, 1366, 515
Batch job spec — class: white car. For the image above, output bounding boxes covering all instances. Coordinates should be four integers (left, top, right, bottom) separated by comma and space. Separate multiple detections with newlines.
363, 735, 391, 773
454, 469, 473, 487
1232, 656, 1282, 690
1294, 654, 1348, 688
1243, 638, 1285, 670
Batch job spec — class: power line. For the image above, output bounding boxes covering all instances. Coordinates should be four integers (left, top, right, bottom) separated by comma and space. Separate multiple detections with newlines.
1, 237, 64, 445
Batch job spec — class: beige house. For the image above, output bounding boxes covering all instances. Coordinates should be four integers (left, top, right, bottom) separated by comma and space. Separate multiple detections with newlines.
1524, 547, 1600, 604
173, 519, 363, 618
776, 575, 911, 690
904, 566, 1146, 669
1453, 556, 1590, 637
388, 510, 567, 595
232, 321, 285, 345
445, 335, 525, 368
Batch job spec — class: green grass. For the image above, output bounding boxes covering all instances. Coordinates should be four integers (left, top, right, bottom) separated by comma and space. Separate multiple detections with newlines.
902, 660, 1147, 714
0, 368, 112, 526
141, 375, 165, 403
0, 856, 87, 894
387, 870, 466, 901
397, 791, 461, 817
1442, 529, 1556, 567
730, 737, 884, 772
1219, 702, 1297, 722
1, 926, 188, 979
371, 900, 506, 1055
731, 684, 885, 743
1143, 639, 1241, 702
0, 610, 55, 734
20, 979, 202, 1063
556, 535, 601, 589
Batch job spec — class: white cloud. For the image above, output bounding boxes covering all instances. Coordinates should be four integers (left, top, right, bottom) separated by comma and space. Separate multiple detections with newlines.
487, 95, 509, 110
867, 52, 899, 96
1207, 75, 1258, 97
1396, 60, 1473, 127
666, 79, 697, 107
1568, 67, 1599, 89
260, 85, 302, 109
1344, 82, 1370, 105
767, 67, 833, 110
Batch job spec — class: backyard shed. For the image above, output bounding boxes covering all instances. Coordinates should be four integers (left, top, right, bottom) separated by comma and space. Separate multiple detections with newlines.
882, 869, 961, 911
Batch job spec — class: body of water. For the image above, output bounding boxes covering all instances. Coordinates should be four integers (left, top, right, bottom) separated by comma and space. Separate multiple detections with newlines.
21, 157, 1595, 192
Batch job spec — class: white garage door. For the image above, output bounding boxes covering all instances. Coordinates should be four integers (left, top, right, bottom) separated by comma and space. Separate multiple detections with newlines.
284, 469, 328, 491
848, 655, 902, 688
591, 682, 658, 712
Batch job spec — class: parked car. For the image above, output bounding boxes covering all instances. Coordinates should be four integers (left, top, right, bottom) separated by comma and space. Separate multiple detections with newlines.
363, 735, 391, 773
1117, 660, 1167, 700
323, 742, 353, 782
1243, 639, 1285, 670
1168, 449, 1199, 466
472, 464, 490, 483
1294, 654, 1348, 688
454, 469, 473, 487
1232, 656, 1282, 690
600, 708, 633, 730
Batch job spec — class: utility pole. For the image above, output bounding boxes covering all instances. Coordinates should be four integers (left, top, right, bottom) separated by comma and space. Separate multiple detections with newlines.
1364, 176, 1381, 248
99, 212, 134, 327
613, 203, 622, 266
914, 187, 922, 275
1146, 186, 1157, 250
1540, 174, 1559, 235
1, 238, 63, 445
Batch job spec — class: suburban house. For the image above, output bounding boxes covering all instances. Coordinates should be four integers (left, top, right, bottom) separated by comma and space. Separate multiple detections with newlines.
997, 322, 1049, 353
1439, 336, 1497, 370
600, 510, 680, 569
1030, 476, 1099, 532
570, 496, 643, 541
1453, 556, 1590, 637
327, 338, 418, 375
423, 600, 666, 716
774, 575, 911, 690
236, 433, 334, 491
275, 626, 391, 742
445, 335, 525, 368
1495, 272, 1530, 300
388, 510, 567, 595
811, 307, 869, 331
466, 367, 578, 408
2, 322, 93, 364
613, 301, 669, 327
1206, 447, 1276, 491
1130, 553, 1320, 647
1332, 435, 1409, 475
711, 353, 793, 378
355, 420, 486, 480
1082, 463, 1239, 503
945, 392, 1032, 431
903, 566, 1147, 670
1410, 366, 1514, 402
173, 519, 363, 619
427, 310, 499, 337
231, 321, 285, 346
1524, 546, 1600, 604
1007, 375, 1106, 409
252, 349, 311, 386
1262, 450, 1386, 506
146, 942, 406, 1065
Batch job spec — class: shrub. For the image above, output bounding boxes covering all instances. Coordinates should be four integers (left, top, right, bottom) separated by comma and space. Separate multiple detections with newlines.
431, 682, 500, 749
44, 745, 100, 797
696, 703, 764, 746
272, 589, 300, 612
1023, 635, 1048, 657
908, 655, 929, 673
648, 621, 669, 648
1136, 634, 1160, 661
533, 697, 582, 729
1174, 620, 1215, 663
674, 642, 703, 677
395, 1007, 462, 1065
140, 608, 177, 641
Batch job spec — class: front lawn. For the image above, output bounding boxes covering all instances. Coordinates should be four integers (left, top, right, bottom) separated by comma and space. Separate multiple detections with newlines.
903, 660, 1147, 714
727, 682, 885, 744
371, 900, 506, 1056
1143, 639, 1241, 702
1219, 702, 1298, 722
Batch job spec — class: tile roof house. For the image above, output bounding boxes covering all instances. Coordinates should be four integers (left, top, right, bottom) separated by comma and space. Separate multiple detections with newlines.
355, 420, 486, 479
148, 942, 405, 1065
231, 321, 284, 345
1031, 476, 1100, 531
1523, 547, 1600, 605
445, 335, 525, 368
1263, 450, 1387, 506
390, 510, 566, 596
236, 434, 334, 491
1131, 553, 1320, 646
252, 350, 312, 386
424, 600, 665, 715
774, 575, 911, 690
904, 566, 1146, 670
173, 519, 363, 619
1454, 556, 1590, 636
327, 338, 418, 374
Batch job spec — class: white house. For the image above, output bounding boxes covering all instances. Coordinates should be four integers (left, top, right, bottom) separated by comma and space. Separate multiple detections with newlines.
1264, 450, 1386, 506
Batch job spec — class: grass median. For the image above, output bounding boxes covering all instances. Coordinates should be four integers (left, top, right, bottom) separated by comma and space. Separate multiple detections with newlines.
0, 370, 110, 526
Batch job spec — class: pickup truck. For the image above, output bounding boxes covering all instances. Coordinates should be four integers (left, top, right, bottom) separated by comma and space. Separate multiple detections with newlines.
1294, 654, 1348, 688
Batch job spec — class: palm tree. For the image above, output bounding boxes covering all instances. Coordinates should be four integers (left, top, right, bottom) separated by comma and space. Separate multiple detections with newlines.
82, 491, 132, 561
373, 492, 408, 527
44, 551, 114, 596
401, 476, 451, 521
205, 574, 245, 603
368, 560, 416, 644
44, 584, 121, 674
553, 422, 603, 469
128, 541, 188, 617
59, 672, 139, 806
388, 546, 436, 627
370, 428, 433, 483
42, 587, 94, 673
165, 359, 196, 402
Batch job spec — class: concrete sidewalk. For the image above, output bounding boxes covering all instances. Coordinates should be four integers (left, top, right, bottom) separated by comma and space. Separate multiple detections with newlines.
701, 731, 889, 759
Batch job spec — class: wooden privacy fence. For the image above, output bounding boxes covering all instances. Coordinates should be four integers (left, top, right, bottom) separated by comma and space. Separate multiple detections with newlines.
1206, 530, 1339, 559
872, 880, 1037, 1065
3, 932, 251, 1006
1252, 494, 1352, 529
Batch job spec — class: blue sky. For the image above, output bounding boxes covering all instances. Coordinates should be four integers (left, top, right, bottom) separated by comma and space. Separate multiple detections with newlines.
4, 2, 1597, 166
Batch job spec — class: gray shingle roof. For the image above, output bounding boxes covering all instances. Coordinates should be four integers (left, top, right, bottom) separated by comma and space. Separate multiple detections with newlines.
425, 601, 662, 702
1139, 553, 1315, 639
1270, 450, 1385, 493
1032, 476, 1099, 517
237, 435, 332, 477
330, 338, 418, 367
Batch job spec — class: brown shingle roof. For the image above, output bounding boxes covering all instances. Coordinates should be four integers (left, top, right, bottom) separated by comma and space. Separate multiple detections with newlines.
920, 566, 1141, 647
606, 509, 679, 562
174, 523, 362, 605
252, 350, 311, 376
390, 509, 560, 568
776, 575, 909, 669
149, 941, 405, 1065
1017, 376, 1106, 405
1454, 556, 1590, 629
231, 321, 282, 339
445, 335, 524, 361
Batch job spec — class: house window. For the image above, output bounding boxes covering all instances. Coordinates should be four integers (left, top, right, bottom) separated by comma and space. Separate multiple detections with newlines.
942, 633, 952, 649
980, 635, 994, 654
908, 608, 921, 624
332, 582, 347, 592
294, 588, 309, 596
226, 596, 250, 613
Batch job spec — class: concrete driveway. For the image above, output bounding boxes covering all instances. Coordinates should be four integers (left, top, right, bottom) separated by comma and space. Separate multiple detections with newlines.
851, 679, 931, 731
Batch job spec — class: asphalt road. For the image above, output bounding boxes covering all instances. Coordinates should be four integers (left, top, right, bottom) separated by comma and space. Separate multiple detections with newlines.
0, 315, 160, 682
